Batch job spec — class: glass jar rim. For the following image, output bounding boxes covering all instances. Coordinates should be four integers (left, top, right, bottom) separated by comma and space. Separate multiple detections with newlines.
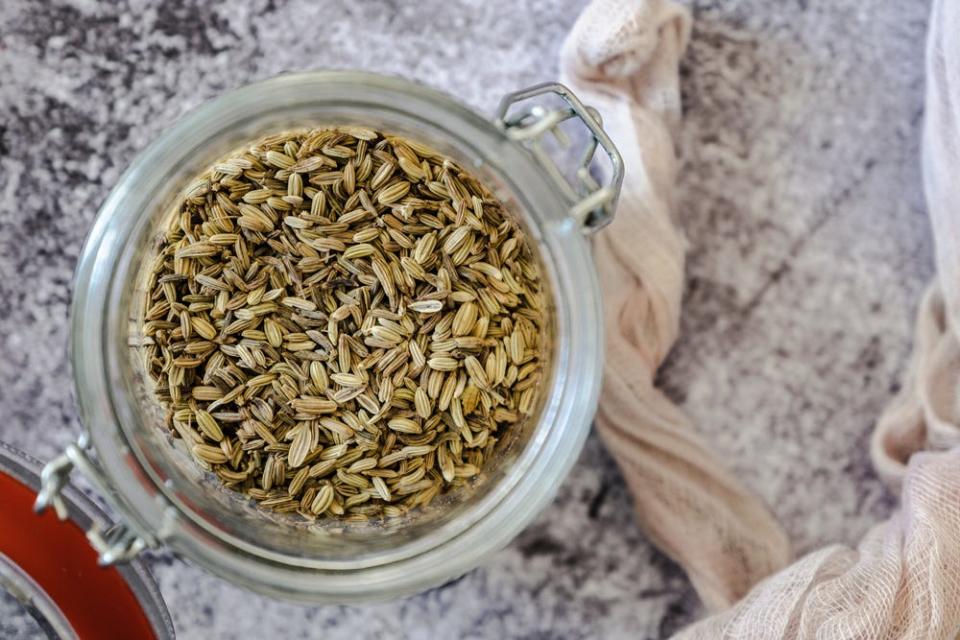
70, 70, 604, 601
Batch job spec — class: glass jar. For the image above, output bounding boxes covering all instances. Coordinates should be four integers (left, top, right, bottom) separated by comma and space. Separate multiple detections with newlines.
0, 443, 174, 639
41, 71, 621, 602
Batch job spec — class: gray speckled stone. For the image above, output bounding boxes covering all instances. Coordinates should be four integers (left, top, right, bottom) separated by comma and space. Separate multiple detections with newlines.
0, 591, 50, 639
0, 0, 932, 638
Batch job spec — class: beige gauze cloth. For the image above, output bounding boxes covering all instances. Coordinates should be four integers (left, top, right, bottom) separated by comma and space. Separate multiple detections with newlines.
561, 0, 960, 637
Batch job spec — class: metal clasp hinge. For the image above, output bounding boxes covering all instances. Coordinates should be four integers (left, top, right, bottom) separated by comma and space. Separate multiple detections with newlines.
35, 437, 155, 565
495, 82, 624, 233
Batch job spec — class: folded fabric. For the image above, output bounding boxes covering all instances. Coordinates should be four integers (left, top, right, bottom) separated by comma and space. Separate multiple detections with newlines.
561, 0, 790, 613
562, 0, 960, 636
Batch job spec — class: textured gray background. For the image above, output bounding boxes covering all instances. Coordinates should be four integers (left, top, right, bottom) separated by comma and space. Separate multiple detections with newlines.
0, 0, 933, 638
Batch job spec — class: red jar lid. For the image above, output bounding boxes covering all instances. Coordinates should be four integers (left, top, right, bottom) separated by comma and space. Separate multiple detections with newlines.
0, 443, 172, 639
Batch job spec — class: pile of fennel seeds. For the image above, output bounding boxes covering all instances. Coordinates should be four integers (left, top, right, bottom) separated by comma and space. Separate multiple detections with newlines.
140, 126, 546, 521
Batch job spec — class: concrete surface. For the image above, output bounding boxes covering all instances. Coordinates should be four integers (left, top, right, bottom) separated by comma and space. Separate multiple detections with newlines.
0, 0, 932, 637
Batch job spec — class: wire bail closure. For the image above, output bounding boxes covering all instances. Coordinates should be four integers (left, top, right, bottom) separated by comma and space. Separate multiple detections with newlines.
495, 82, 624, 233
35, 437, 156, 566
